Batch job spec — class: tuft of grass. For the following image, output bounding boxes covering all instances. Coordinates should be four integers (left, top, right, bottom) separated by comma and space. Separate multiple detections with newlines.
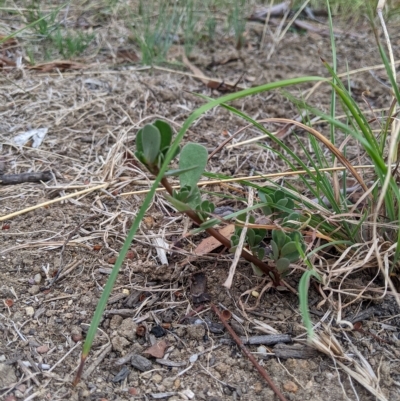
51, 28, 95, 59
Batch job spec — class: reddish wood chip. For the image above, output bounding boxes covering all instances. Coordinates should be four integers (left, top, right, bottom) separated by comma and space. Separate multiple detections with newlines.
194, 224, 234, 255
143, 340, 168, 359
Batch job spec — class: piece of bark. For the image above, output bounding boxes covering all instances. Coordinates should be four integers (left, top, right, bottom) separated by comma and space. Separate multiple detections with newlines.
190, 272, 211, 304
240, 334, 292, 346
143, 340, 168, 359
0, 170, 53, 185
155, 359, 187, 367
273, 343, 318, 359
105, 309, 136, 317
131, 354, 152, 372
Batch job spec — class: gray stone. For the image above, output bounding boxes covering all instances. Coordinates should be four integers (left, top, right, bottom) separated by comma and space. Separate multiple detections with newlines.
111, 336, 130, 354
28, 285, 40, 295
0, 363, 17, 387
186, 324, 205, 341
117, 318, 137, 342
131, 354, 152, 372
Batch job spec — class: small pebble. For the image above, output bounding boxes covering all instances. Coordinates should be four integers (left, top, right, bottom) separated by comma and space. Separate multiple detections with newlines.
257, 345, 267, 355
25, 307, 34, 317
283, 381, 298, 393
181, 389, 195, 399
36, 345, 49, 354
254, 381, 263, 394
33, 273, 41, 284
152, 374, 163, 384
28, 286, 40, 295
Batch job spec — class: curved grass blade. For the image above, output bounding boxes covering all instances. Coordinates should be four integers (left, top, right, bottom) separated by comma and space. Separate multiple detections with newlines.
73, 75, 326, 384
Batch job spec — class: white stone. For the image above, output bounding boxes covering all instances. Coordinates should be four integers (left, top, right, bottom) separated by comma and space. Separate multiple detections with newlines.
26, 307, 34, 317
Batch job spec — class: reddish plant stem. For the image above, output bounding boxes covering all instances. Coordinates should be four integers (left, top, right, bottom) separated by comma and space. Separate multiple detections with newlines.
211, 304, 288, 401
160, 177, 280, 284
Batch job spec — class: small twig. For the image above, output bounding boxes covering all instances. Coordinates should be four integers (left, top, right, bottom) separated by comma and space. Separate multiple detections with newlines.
0, 170, 53, 185
211, 304, 288, 401
17, 360, 41, 387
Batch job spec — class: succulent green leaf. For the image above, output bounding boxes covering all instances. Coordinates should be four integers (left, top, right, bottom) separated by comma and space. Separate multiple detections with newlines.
231, 234, 239, 246
274, 190, 285, 203
134, 151, 147, 166
276, 198, 288, 208
276, 258, 290, 272
247, 229, 255, 247
281, 241, 298, 257
179, 143, 208, 189
284, 251, 301, 263
142, 124, 161, 165
254, 235, 262, 246
284, 212, 300, 223
256, 229, 267, 239
153, 120, 172, 150
136, 128, 144, 152
258, 191, 273, 204
187, 187, 201, 209
272, 230, 286, 249
286, 198, 294, 210
257, 247, 265, 260
271, 240, 279, 261
251, 263, 264, 277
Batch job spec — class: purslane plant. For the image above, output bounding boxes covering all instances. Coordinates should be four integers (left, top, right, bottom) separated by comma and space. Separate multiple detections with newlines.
135, 120, 295, 285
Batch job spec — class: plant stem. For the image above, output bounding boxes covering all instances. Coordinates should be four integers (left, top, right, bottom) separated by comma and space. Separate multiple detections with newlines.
160, 176, 281, 284
211, 304, 288, 401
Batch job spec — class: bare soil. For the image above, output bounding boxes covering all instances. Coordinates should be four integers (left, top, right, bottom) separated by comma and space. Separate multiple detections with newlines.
1, 12, 400, 401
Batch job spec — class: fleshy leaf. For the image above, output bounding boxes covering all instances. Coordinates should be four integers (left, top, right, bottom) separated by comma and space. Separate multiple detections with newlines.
179, 143, 208, 188
281, 241, 298, 257
136, 128, 144, 153
271, 240, 279, 261
142, 124, 161, 165
276, 258, 290, 272
284, 251, 301, 263
272, 230, 286, 250
154, 120, 172, 151
251, 263, 264, 277
274, 190, 285, 203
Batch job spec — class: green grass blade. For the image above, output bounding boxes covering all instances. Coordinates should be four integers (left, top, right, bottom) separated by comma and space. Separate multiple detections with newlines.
80, 75, 326, 369
0, 3, 67, 43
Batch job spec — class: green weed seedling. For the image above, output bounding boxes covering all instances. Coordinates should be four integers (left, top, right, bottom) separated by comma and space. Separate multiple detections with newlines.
52, 28, 95, 59
231, 189, 305, 279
